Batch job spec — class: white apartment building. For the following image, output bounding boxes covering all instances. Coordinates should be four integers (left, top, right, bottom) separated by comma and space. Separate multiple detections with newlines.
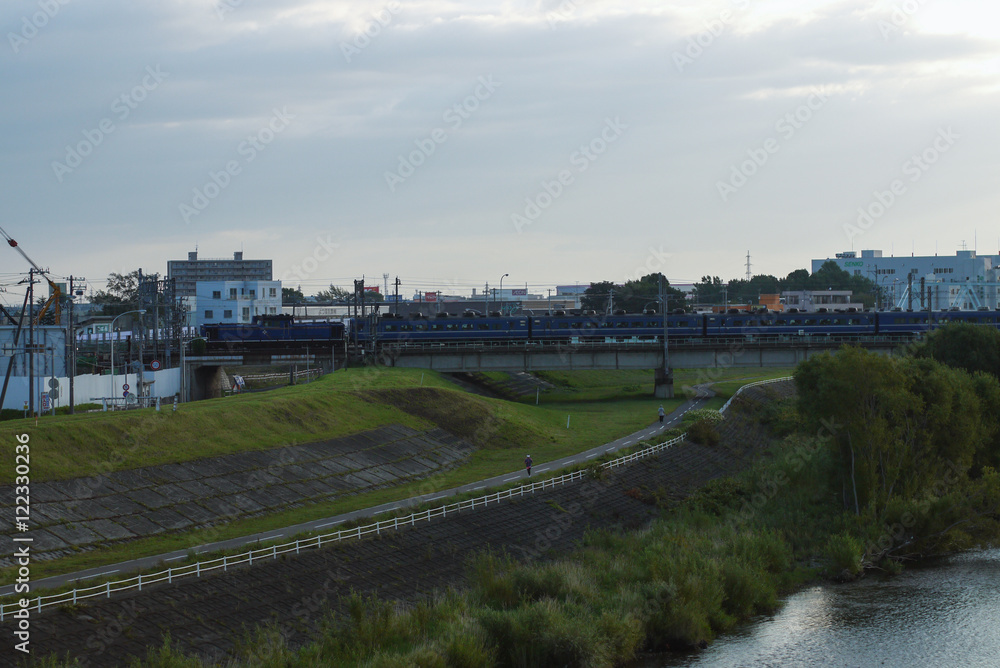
191, 280, 282, 327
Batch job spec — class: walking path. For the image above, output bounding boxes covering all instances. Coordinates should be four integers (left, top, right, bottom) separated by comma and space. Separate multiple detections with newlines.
0, 387, 712, 596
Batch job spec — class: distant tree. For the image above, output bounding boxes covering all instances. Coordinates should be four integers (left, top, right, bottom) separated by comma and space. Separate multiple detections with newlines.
313, 284, 348, 302
727, 274, 780, 304
580, 276, 684, 313
90, 270, 141, 315
581, 281, 616, 312
282, 286, 306, 304
693, 276, 725, 304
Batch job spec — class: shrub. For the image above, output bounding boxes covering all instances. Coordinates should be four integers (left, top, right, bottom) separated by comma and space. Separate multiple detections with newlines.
825, 532, 863, 577
686, 419, 720, 447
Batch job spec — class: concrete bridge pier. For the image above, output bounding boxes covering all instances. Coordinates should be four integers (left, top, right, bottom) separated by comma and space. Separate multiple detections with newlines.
654, 367, 674, 399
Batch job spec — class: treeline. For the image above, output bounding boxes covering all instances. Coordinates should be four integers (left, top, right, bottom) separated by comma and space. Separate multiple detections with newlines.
581, 261, 878, 314
795, 323, 1000, 570
694, 260, 876, 306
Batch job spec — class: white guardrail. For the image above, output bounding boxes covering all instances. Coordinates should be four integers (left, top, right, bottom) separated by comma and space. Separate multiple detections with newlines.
0, 376, 792, 620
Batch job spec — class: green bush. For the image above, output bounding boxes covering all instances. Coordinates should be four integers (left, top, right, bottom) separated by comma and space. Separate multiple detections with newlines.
686, 419, 720, 447
825, 532, 863, 576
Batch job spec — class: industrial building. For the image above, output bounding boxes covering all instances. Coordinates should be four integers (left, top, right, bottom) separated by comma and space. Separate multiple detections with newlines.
812, 249, 1000, 310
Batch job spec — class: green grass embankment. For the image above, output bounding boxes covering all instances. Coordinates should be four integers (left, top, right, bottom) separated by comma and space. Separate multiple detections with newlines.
1, 368, 690, 584
91, 394, 839, 668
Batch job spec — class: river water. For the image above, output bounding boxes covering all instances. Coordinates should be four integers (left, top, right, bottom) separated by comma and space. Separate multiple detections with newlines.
644, 548, 1000, 668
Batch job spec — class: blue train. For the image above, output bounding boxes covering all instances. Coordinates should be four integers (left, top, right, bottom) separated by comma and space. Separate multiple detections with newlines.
200, 308, 1000, 350
201, 314, 345, 350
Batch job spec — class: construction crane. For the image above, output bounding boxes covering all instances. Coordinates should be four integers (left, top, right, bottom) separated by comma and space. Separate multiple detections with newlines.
0, 225, 62, 325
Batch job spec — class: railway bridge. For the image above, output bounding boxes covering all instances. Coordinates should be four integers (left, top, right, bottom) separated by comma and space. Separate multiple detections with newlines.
183, 335, 917, 400
377, 334, 916, 397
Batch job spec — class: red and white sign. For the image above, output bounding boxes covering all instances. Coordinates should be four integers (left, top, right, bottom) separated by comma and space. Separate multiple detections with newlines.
364, 286, 380, 293
150, 360, 161, 371
511, 288, 527, 296
423, 292, 438, 302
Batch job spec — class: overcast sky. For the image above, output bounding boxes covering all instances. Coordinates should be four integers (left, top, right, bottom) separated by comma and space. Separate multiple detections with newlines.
2, 0, 998, 301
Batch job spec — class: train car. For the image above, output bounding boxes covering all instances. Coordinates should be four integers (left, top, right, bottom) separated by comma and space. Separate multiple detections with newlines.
527, 311, 703, 343
201, 314, 345, 349
708, 310, 876, 337
373, 313, 531, 344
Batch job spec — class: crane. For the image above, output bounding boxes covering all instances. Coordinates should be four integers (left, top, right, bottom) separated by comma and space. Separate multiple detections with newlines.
0, 225, 62, 325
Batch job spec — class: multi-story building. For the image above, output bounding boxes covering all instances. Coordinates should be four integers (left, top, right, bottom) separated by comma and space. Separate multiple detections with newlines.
167, 250, 272, 297
812, 249, 1000, 310
191, 280, 282, 327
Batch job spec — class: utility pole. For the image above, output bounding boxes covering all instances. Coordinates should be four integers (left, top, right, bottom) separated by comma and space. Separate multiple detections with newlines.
28, 269, 35, 416
656, 274, 673, 399
68, 275, 76, 414
394, 276, 400, 314
746, 250, 752, 281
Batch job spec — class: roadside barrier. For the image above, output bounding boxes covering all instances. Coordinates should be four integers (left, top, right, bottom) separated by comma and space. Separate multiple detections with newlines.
0, 376, 792, 619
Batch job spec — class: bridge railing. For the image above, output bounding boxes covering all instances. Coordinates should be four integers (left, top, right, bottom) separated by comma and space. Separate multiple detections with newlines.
0, 376, 793, 620
381, 335, 916, 354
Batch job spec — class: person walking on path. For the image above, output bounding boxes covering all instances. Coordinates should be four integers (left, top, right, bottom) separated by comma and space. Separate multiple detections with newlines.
658, 405, 666, 424
524, 454, 533, 477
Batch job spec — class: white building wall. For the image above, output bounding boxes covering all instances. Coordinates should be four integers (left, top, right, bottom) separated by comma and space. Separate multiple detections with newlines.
2, 368, 181, 411
194, 280, 281, 327
812, 250, 1000, 309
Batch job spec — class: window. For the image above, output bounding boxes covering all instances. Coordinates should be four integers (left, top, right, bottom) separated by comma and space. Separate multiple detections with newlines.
229, 288, 237, 299
269, 307, 276, 314
212, 290, 221, 299
249, 289, 256, 298
269, 288, 277, 298
242, 307, 250, 319
224, 310, 232, 318
204, 310, 214, 319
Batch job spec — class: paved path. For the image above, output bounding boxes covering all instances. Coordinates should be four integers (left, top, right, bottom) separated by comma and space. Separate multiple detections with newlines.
0, 387, 712, 596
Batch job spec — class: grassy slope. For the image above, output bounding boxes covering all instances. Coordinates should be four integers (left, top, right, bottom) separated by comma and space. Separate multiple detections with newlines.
0, 368, 788, 584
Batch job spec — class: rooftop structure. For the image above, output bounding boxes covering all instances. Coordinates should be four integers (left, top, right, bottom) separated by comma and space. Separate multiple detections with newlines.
167, 250, 272, 297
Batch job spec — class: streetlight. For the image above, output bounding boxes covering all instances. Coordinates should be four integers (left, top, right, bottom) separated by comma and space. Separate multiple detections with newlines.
499, 273, 509, 315
110, 309, 145, 409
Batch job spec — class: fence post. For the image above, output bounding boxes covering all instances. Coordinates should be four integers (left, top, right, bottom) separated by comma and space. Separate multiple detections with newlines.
273, 545, 278, 560
36, 596, 41, 613
224, 555, 228, 572
138, 574, 142, 591
107, 582, 111, 598
197, 561, 201, 578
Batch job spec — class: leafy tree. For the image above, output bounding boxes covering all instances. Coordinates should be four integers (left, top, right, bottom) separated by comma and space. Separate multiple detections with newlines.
795, 347, 999, 562
282, 286, 306, 304
727, 274, 780, 304
693, 276, 725, 305
89, 270, 141, 315
581, 281, 617, 312
581, 275, 685, 313
313, 285, 348, 302
915, 322, 1000, 379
